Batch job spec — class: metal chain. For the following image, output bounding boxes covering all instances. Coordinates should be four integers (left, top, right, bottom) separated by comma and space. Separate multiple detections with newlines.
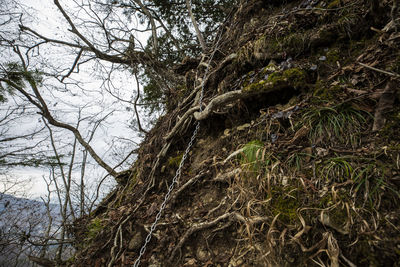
133, 29, 223, 267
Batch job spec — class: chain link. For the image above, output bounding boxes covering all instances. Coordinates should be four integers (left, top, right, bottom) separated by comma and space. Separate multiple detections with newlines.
133, 29, 224, 267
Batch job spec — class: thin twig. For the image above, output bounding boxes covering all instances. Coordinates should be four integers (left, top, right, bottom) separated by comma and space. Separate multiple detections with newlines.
358, 62, 400, 77
134, 73, 149, 134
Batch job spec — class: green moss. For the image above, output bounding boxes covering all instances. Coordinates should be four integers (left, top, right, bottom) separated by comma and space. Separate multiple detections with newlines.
269, 187, 300, 224
242, 79, 269, 92
327, 0, 341, 9
282, 68, 307, 88
267, 68, 306, 88
264, 61, 278, 73
282, 33, 306, 55
86, 218, 104, 239
243, 68, 307, 92
326, 48, 340, 64
168, 153, 183, 168
237, 30, 310, 65
313, 80, 343, 100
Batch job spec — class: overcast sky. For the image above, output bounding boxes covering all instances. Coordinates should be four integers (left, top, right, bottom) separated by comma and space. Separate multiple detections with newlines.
0, 0, 154, 200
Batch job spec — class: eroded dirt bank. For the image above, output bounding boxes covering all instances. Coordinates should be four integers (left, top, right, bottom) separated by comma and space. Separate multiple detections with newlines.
71, 0, 400, 266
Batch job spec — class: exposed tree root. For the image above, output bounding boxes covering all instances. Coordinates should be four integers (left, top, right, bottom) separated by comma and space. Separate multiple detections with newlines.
166, 83, 287, 141
194, 83, 286, 120
164, 107, 198, 140
194, 90, 246, 120
170, 170, 209, 205
148, 142, 171, 189
213, 168, 242, 182
169, 211, 271, 262
169, 213, 232, 262
164, 54, 238, 141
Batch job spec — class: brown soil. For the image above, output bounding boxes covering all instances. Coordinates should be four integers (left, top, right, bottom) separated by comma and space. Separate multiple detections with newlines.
70, 0, 400, 266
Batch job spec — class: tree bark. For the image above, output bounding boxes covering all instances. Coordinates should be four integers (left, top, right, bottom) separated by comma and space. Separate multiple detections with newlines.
186, 0, 207, 52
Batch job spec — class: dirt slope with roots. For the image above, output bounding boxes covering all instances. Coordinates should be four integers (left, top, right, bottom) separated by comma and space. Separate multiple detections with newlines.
71, 0, 400, 266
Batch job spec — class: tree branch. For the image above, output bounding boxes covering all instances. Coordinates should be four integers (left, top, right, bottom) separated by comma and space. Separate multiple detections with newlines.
19, 24, 88, 50
186, 0, 207, 52
134, 73, 149, 134
1, 72, 118, 177
61, 48, 83, 82
18, 1, 150, 66
132, 0, 158, 53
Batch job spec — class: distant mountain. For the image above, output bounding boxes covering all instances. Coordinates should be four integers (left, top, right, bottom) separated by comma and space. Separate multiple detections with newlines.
0, 193, 63, 266
0, 192, 58, 214
0, 193, 61, 232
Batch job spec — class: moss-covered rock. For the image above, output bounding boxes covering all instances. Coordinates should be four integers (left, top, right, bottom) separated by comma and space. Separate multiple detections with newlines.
242, 67, 307, 93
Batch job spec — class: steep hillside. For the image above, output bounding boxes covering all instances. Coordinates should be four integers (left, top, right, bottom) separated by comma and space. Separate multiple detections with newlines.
71, 0, 400, 266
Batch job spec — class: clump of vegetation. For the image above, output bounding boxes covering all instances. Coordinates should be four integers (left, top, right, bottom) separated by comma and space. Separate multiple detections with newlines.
313, 82, 343, 100
287, 150, 314, 170
301, 102, 369, 147
268, 186, 300, 224
320, 156, 354, 183
86, 218, 104, 240
242, 68, 307, 92
168, 153, 183, 168
317, 156, 398, 208
240, 140, 265, 172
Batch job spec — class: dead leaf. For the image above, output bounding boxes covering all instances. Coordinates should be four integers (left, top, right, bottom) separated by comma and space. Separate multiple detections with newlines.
373, 80, 396, 131
146, 202, 158, 217
202, 260, 213, 267
319, 213, 349, 235
316, 147, 328, 157
183, 258, 198, 266
288, 125, 309, 145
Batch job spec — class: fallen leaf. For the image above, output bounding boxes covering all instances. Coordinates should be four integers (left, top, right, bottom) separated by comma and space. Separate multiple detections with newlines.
373, 80, 396, 131
183, 258, 198, 266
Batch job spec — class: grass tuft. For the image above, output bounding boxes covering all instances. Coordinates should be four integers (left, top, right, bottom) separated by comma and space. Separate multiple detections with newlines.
301, 102, 369, 147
